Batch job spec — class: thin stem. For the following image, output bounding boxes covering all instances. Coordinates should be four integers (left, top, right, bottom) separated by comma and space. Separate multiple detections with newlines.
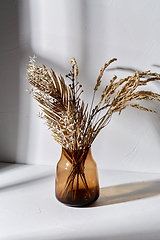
89, 90, 96, 117
71, 65, 78, 150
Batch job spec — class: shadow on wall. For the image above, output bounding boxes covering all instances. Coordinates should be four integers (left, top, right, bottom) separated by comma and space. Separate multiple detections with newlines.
0, 1, 65, 164
152, 64, 160, 68
0, 1, 21, 163
107, 66, 142, 73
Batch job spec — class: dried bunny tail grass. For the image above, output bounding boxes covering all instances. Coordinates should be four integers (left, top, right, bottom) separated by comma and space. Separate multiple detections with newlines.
100, 75, 117, 104
70, 57, 79, 77
114, 74, 136, 101
127, 103, 157, 114
89, 58, 117, 120
109, 72, 139, 111
108, 71, 160, 115
117, 71, 139, 105
127, 91, 160, 102
94, 58, 117, 91
27, 56, 160, 150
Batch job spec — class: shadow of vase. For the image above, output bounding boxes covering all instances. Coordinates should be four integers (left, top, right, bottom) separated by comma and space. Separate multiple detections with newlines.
87, 179, 160, 207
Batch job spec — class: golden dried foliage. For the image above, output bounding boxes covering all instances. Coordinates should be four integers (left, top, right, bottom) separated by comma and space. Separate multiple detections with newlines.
27, 56, 160, 150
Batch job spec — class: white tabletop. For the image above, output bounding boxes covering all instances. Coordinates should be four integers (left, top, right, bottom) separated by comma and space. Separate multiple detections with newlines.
0, 162, 160, 240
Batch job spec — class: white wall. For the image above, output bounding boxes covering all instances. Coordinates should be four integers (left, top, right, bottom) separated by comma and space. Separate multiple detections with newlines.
0, 0, 160, 173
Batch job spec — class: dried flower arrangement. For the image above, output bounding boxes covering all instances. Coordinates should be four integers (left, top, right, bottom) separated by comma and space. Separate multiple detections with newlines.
27, 56, 160, 150
27, 56, 160, 206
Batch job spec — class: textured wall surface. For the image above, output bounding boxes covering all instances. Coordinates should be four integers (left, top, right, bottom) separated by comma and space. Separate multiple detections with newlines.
0, 0, 160, 172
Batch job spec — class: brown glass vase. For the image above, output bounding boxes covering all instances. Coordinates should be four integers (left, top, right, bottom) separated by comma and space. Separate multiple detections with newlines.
55, 147, 99, 207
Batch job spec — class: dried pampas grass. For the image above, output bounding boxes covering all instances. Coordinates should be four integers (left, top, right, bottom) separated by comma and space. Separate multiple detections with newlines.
27, 56, 160, 150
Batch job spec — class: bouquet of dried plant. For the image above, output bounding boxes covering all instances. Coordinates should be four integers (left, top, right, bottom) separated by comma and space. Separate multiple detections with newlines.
27, 56, 160, 149
27, 56, 160, 205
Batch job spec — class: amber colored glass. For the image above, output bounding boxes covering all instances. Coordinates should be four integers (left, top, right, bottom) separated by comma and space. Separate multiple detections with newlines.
55, 147, 99, 207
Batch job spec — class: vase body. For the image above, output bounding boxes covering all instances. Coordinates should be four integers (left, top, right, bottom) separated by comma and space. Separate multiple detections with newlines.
55, 147, 99, 207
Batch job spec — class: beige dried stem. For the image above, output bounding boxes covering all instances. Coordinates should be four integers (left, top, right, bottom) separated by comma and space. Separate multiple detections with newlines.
27, 56, 160, 150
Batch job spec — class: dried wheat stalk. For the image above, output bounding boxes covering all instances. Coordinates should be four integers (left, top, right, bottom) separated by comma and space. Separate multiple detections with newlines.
27, 56, 160, 150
